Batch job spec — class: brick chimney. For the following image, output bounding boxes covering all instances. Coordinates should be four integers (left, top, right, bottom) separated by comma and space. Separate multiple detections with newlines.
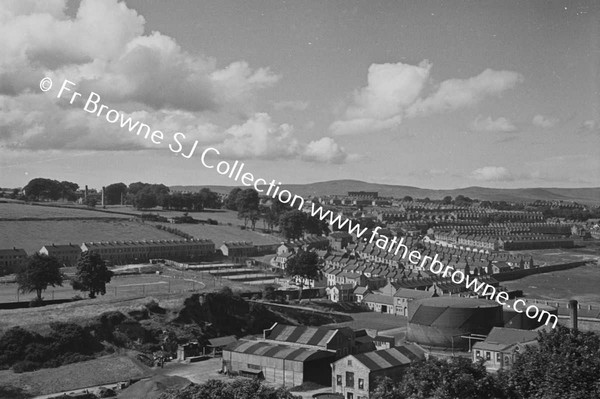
569, 299, 578, 331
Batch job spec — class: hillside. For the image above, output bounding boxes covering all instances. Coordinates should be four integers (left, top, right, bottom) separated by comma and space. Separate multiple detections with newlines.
172, 180, 600, 205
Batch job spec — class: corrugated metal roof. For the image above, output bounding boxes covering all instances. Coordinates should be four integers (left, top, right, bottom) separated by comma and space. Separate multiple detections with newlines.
353, 345, 424, 371
268, 324, 336, 348
225, 340, 333, 362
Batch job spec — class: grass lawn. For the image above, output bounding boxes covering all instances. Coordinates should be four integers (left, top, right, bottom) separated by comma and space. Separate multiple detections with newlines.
0, 354, 150, 396
0, 220, 181, 253
0, 202, 132, 220
155, 222, 281, 246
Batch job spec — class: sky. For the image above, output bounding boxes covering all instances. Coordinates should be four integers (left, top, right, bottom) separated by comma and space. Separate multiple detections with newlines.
0, 0, 599, 191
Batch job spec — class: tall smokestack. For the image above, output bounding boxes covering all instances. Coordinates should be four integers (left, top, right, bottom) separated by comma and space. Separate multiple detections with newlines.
101, 186, 105, 208
85, 185, 88, 199
569, 299, 578, 331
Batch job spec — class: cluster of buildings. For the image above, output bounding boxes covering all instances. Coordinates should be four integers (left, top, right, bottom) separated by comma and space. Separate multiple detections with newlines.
220, 294, 570, 398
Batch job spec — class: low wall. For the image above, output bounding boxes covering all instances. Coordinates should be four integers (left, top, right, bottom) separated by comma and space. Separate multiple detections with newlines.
0, 298, 78, 310
493, 261, 588, 282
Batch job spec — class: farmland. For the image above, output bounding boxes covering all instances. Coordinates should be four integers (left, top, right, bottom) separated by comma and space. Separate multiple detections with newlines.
155, 222, 280, 247
0, 202, 132, 220
0, 220, 181, 254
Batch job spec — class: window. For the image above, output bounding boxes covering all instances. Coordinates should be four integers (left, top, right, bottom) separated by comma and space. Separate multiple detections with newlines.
346, 393, 353, 399
347, 359, 352, 366
337, 374, 342, 386
358, 378, 364, 390
247, 363, 260, 370
475, 350, 481, 358
346, 372, 354, 388
496, 352, 501, 362
485, 352, 491, 360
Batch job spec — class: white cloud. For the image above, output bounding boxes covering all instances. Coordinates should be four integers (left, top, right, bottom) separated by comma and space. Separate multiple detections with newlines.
0, 0, 347, 164
470, 115, 517, 133
330, 61, 431, 135
302, 137, 348, 163
470, 166, 515, 182
330, 61, 523, 135
407, 69, 523, 117
219, 113, 300, 160
532, 114, 559, 128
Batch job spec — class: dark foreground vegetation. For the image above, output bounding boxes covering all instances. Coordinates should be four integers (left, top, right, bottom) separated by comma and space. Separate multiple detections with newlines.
0, 288, 346, 374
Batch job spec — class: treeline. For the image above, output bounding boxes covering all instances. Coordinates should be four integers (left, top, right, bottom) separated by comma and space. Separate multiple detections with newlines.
223, 187, 328, 237
22, 178, 79, 201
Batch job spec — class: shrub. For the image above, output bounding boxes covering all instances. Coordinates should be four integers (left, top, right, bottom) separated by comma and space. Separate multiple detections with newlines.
13, 360, 40, 373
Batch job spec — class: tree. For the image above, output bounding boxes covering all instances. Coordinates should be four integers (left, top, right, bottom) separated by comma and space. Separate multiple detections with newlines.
442, 195, 453, 204
104, 183, 127, 205
279, 210, 306, 240
16, 253, 63, 302
286, 250, 321, 300
403, 195, 413, 202
84, 196, 97, 208
507, 326, 600, 399
304, 214, 330, 236
236, 189, 260, 228
224, 187, 243, 210
71, 252, 113, 299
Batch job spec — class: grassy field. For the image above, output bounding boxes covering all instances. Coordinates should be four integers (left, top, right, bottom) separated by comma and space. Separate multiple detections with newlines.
0, 220, 181, 253
0, 202, 132, 219
0, 354, 150, 396
503, 263, 600, 306
156, 222, 281, 246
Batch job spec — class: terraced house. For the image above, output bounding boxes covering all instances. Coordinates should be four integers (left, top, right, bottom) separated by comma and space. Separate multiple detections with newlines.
80, 238, 215, 265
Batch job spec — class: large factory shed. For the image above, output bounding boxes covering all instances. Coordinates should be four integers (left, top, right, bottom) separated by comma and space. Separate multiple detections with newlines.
222, 339, 336, 387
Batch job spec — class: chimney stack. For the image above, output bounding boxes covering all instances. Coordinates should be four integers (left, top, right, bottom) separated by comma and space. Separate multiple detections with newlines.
85, 185, 88, 199
101, 186, 106, 208
569, 299, 578, 331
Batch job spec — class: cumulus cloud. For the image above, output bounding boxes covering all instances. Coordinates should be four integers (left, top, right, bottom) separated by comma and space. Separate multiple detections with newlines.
470, 115, 517, 133
0, 0, 353, 163
470, 166, 515, 182
331, 62, 523, 135
532, 114, 559, 128
330, 61, 431, 135
302, 137, 348, 163
216, 113, 350, 163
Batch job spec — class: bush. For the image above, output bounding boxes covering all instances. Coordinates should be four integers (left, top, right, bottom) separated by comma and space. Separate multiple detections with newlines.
13, 360, 40, 373
29, 297, 44, 307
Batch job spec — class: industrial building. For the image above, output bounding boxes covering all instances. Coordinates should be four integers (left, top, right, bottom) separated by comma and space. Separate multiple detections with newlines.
406, 297, 504, 350
331, 344, 425, 398
222, 323, 358, 386
222, 339, 335, 386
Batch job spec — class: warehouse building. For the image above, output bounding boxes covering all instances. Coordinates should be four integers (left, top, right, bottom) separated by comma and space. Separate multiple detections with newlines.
222, 339, 335, 386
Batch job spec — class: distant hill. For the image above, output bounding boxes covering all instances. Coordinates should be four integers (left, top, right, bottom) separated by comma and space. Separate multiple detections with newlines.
171, 179, 600, 205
